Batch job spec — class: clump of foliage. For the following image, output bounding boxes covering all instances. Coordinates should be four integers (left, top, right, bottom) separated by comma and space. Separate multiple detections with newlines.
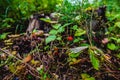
0, 0, 62, 40
0, 0, 120, 80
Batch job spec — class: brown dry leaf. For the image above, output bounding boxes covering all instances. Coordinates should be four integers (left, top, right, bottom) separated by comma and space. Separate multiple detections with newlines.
8, 34, 21, 38
4, 39, 12, 43
23, 54, 32, 63
53, 73, 59, 79
104, 54, 111, 61
34, 30, 44, 36
5, 42, 13, 46
46, 78, 51, 80
1, 53, 7, 59
17, 64, 25, 70
11, 51, 17, 55
43, 33, 50, 37
70, 46, 88, 53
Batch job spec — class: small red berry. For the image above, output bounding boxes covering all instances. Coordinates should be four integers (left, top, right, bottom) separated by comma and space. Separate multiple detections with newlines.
67, 36, 73, 41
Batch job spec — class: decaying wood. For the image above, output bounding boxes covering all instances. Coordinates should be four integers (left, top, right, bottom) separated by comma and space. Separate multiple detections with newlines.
26, 16, 40, 34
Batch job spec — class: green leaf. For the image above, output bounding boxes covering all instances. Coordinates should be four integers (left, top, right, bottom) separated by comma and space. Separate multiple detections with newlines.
52, 24, 61, 29
108, 26, 114, 31
75, 28, 86, 36
115, 22, 120, 28
61, 23, 72, 28
56, 36, 62, 40
116, 53, 120, 59
58, 27, 65, 33
27, 75, 33, 79
49, 30, 58, 35
40, 18, 51, 23
81, 73, 90, 79
46, 35, 56, 44
40, 18, 57, 23
73, 39, 80, 43
85, 77, 95, 80
38, 69, 43, 75
69, 52, 81, 58
43, 73, 47, 79
80, 43, 90, 46
89, 49, 99, 70
81, 73, 95, 80
33, 29, 37, 33
0, 32, 10, 40
8, 63, 16, 73
72, 25, 78, 30
107, 43, 116, 50
117, 39, 120, 43
110, 37, 117, 41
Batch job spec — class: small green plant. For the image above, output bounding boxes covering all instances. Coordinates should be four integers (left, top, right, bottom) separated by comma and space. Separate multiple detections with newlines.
46, 23, 71, 44
37, 66, 50, 80
88, 47, 100, 70
81, 73, 95, 80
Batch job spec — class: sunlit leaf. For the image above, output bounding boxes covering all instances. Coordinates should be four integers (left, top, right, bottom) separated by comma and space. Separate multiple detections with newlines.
116, 53, 120, 59
81, 73, 90, 79
61, 23, 72, 28
70, 46, 88, 53
75, 28, 86, 36
46, 35, 56, 44
115, 22, 120, 28
81, 73, 95, 80
56, 36, 62, 40
52, 24, 61, 29
9, 64, 16, 73
117, 39, 120, 43
58, 27, 65, 33
89, 49, 100, 70
72, 25, 78, 30
40, 18, 51, 22
43, 73, 47, 79
40, 18, 58, 23
0, 32, 10, 40
49, 30, 58, 35
69, 52, 81, 58
85, 77, 95, 80
107, 43, 116, 50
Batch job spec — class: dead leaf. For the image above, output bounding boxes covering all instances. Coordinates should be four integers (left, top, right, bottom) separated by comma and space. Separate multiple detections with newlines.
23, 54, 32, 63
34, 30, 44, 36
1, 53, 7, 59
4, 39, 12, 43
43, 33, 50, 37
8, 34, 21, 38
70, 46, 88, 53
5, 42, 13, 46
104, 54, 111, 61
53, 73, 59, 79
11, 51, 17, 55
